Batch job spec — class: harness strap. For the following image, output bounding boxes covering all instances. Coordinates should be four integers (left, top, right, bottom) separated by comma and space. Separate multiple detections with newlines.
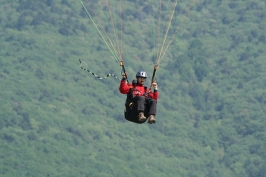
126, 81, 151, 104
144, 86, 150, 97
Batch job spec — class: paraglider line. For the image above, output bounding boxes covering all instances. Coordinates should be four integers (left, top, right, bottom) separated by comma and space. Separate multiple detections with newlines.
80, 0, 120, 64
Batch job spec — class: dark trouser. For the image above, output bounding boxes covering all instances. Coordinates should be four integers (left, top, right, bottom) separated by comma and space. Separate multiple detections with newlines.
124, 96, 157, 124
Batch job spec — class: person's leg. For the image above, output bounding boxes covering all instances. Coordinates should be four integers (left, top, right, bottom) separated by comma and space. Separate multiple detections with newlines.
145, 98, 157, 124
135, 96, 146, 122
136, 96, 145, 112
145, 98, 157, 115
126, 96, 146, 123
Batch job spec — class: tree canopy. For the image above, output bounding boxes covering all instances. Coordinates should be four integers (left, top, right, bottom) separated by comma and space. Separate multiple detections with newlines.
0, 0, 266, 176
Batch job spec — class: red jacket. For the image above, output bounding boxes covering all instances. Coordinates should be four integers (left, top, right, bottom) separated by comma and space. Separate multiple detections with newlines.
119, 79, 159, 100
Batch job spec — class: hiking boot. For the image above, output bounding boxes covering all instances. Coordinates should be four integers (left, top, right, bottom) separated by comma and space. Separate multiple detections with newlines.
148, 115, 156, 124
138, 112, 146, 122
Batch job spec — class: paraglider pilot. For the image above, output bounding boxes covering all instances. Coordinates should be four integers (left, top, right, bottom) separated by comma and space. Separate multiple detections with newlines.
119, 71, 158, 124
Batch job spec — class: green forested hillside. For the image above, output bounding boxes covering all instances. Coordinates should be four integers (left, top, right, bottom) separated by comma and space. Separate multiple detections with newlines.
1, 0, 266, 177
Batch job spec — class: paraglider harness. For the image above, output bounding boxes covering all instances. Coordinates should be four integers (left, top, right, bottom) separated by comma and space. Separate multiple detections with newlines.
124, 80, 151, 124
122, 64, 158, 124
126, 80, 150, 101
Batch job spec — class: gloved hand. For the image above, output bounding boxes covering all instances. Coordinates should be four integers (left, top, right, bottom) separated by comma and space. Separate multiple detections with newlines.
122, 72, 127, 79
152, 82, 158, 90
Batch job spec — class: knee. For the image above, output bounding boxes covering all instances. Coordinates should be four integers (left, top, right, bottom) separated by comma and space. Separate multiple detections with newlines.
138, 96, 145, 101
150, 99, 157, 103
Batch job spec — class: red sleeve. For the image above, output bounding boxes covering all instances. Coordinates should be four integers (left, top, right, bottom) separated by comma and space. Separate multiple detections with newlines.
119, 79, 131, 94
149, 90, 159, 100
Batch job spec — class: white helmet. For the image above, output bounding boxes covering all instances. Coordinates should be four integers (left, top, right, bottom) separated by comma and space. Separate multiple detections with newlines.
136, 71, 147, 78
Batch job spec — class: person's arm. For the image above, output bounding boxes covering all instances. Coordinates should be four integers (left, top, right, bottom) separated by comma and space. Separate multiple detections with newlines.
119, 74, 130, 94
149, 83, 159, 100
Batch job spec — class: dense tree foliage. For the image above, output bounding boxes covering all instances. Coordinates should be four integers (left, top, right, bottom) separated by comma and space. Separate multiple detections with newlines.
0, 0, 266, 176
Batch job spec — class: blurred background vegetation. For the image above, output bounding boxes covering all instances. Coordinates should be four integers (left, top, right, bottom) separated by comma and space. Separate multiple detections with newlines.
0, 0, 266, 176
